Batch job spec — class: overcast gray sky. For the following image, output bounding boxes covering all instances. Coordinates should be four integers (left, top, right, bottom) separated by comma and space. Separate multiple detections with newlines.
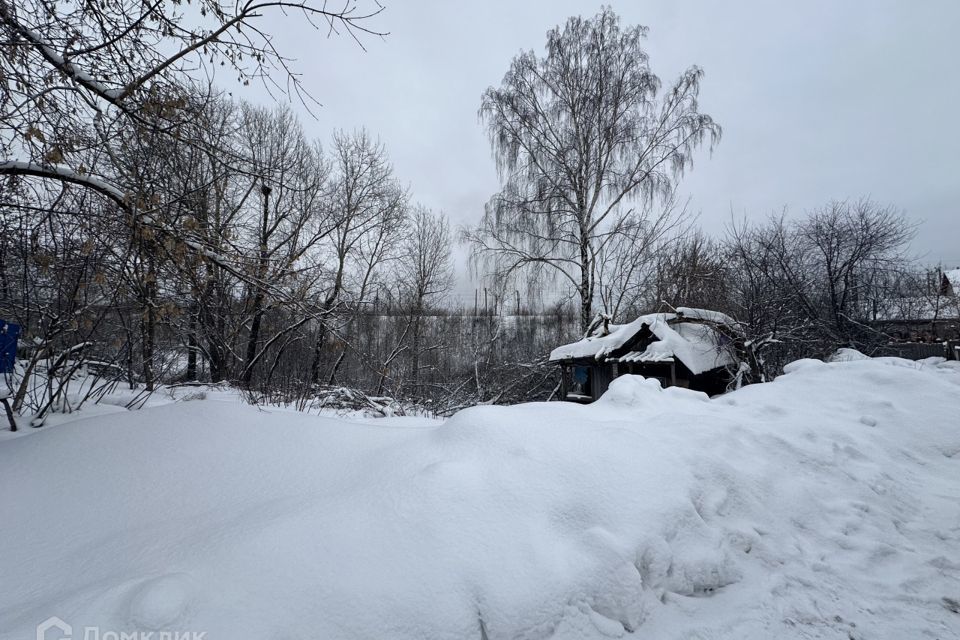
245, 1, 960, 291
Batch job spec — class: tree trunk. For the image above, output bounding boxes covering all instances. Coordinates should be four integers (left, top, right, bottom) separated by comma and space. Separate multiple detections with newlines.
242, 186, 272, 388
309, 318, 328, 386
204, 277, 228, 383
241, 300, 264, 388
309, 293, 338, 385
579, 233, 592, 334
410, 311, 422, 388
140, 302, 155, 391
186, 300, 198, 381
140, 251, 157, 391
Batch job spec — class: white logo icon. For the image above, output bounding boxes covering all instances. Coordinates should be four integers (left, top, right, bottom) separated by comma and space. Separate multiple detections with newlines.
37, 617, 72, 640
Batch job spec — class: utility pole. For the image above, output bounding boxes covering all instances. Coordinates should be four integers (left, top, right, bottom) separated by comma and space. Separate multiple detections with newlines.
241, 182, 271, 388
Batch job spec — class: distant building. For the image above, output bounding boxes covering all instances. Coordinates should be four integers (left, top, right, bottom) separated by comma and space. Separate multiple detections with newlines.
549, 308, 742, 403
869, 267, 960, 360
941, 268, 960, 297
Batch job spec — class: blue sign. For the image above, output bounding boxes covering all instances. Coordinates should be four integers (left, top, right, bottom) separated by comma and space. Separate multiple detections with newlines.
0, 320, 20, 374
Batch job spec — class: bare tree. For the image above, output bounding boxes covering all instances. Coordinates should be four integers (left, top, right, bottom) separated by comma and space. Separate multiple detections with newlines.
594, 192, 689, 319
723, 199, 915, 379
800, 200, 914, 343
309, 129, 407, 384
0, 0, 384, 282
651, 231, 730, 313
465, 7, 719, 332
397, 206, 454, 388
0, 178, 131, 422
234, 104, 331, 387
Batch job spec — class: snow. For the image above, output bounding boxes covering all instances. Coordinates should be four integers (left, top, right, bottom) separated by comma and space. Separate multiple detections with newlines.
0, 161, 127, 201
549, 313, 664, 361
1, 355, 959, 639
14, 21, 125, 101
549, 310, 737, 375
674, 307, 738, 326
650, 320, 736, 375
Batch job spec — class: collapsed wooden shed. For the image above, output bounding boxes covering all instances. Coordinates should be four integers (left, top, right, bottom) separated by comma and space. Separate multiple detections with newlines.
549, 308, 742, 403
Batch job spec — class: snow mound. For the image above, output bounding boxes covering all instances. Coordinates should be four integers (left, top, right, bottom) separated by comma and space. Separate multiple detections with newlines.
598, 374, 709, 407
829, 347, 872, 362
1, 358, 959, 639
127, 574, 192, 629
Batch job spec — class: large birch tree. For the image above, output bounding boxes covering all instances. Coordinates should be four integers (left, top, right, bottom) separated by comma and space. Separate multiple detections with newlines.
466, 7, 720, 332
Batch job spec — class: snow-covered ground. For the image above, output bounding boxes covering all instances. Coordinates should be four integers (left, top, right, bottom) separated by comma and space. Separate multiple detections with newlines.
1, 354, 959, 639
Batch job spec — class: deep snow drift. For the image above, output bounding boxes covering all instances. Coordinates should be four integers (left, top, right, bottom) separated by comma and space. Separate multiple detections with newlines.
1, 355, 959, 639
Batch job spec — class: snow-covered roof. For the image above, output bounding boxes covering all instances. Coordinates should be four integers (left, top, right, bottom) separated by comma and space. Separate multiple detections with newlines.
549, 308, 738, 375
550, 312, 671, 362
871, 296, 960, 322
674, 307, 737, 326
944, 268, 960, 294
